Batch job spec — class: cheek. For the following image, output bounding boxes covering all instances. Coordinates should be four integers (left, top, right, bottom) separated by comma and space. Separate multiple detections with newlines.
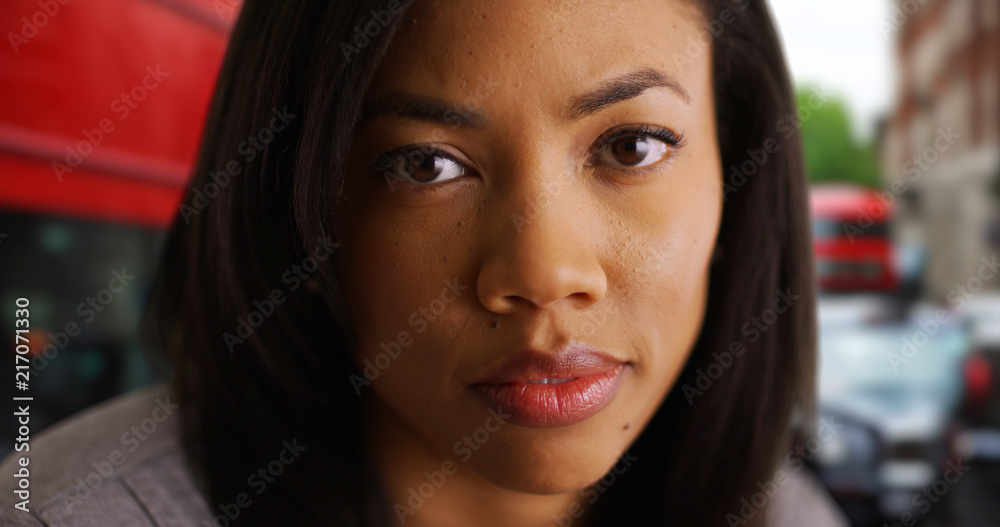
337, 166, 443, 350
335, 201, 472, 404
623, 167, 720, 385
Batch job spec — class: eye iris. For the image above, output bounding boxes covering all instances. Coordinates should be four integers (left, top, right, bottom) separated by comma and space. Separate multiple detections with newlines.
402, 152, 442, 183
612, 137, 651, 166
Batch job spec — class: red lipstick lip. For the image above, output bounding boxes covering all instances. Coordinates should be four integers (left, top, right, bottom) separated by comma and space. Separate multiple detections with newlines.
471, 343, 628, 428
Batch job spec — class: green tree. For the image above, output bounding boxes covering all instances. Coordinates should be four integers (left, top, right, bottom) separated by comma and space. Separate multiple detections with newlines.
796, 86, 880, 188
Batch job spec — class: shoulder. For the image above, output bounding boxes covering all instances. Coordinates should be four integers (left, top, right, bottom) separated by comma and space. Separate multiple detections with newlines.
766, 467, 849, 527
0, 383, 215, 526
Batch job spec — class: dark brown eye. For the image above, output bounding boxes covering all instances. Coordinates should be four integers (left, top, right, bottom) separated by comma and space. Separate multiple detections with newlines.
597, 135, 669, 168
378, 149, 466, 184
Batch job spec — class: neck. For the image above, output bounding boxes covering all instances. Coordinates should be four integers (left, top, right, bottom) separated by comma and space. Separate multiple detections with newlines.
364, 396, 588, 527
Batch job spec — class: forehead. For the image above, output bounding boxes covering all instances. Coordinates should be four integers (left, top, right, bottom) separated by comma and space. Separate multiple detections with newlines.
366, 0, 710, 118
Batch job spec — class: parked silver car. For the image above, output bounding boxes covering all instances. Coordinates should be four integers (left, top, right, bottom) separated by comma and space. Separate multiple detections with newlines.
813, 295, 971, 525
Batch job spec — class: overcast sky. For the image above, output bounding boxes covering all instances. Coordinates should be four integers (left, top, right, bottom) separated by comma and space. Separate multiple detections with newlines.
767, 0, 893, 140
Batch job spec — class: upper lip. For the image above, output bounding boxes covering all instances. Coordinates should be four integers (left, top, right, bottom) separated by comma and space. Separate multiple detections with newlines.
473, 342, 626, 384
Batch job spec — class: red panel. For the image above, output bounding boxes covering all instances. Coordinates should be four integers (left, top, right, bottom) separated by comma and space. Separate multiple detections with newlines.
810, 185, 893, 221
0, 0, 232, 225
0, 152, 183, 228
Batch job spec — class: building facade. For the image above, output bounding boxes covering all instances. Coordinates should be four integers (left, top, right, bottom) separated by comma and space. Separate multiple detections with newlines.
881, 0, 1000, 299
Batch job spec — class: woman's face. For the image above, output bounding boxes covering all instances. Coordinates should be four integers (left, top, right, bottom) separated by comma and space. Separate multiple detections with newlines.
336, 0, 721, 494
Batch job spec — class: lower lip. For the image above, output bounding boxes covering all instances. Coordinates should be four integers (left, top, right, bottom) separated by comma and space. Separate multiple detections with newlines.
473, 365, 627, 428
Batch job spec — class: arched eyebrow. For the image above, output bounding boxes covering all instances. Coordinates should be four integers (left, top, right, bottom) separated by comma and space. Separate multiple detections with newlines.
359, 93, 491, 131
565, 67, 690, 122
358, 67, 689, 131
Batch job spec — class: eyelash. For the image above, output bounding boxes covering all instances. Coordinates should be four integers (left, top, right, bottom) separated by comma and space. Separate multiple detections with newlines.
597, 124, 685, 151
588, 124, 686, 176
369, 124, 686, 189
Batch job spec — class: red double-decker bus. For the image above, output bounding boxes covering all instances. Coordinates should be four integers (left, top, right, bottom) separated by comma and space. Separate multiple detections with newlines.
810, 185, 900, 292
0, 0, 236, 227
0, 0, 236, 441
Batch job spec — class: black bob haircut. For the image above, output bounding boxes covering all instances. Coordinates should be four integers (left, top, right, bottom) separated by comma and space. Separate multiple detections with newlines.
143, 0, 816, 525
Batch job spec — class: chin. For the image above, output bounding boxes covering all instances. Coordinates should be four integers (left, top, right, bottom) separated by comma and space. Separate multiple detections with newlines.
469, 459, 607, 496
456, 426, 634, 496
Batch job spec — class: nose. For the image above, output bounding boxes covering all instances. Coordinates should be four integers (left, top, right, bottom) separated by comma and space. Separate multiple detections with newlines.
477, 175, 608, 314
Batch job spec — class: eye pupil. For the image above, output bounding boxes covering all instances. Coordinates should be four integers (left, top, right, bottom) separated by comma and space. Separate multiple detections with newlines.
611, 137, 651, 166
402, 152, 442, 183
384, 149, 465, 186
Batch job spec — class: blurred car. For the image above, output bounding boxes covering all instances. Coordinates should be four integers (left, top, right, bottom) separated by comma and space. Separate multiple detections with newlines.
814, 296, 970, 524
954, 294, 1000, 465
811, 186, 901, 293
